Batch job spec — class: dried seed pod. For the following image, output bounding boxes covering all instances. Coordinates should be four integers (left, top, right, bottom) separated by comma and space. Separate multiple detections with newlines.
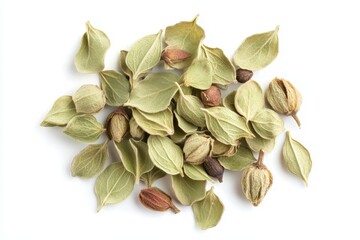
161, 47, 192, 66
183, 133, 214, 165
105, 107, 129, 142
139, 187, 180, 213
129, 117, 145, 140
265, 77, 302, 127
203, 156, 224, 182
200, 85, 221, 107
236, 68, 253, 83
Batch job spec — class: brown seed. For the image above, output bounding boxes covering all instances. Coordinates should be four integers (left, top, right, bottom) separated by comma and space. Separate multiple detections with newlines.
139, 187, 180, 214
200, 85, 221, 107
236, 68, 253, 83
203, 156, 224, 182
161, 47, 192, 65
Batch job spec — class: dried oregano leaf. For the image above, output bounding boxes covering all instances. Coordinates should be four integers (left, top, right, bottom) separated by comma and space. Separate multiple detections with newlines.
199, 45, 236, 87
183, 163, 215, 183
71, 140, 108, 178
246, 132, 275, 153
174, 111, 198, 134
140, 167, 166, 187
202, 107, 253, 145
99, 70, 130, 106
126, 31, 163, 80
75, 21, 110, 73
63, 115, 105, 142
218, 146, 255, 171
148, 135, 184, 176
115, 139, 154, 184
182, 59, 212, 90
283, 131, 312, 185
125, 72, 179, 113
119, 50, 132, 78
171, 174, 206, 205
95, 162, 135, 211
234, 80, 264, 121
192, 187, 224, 230
222, 90, 236, 112
41, 96, 77, 126
164, 16, 205, 69
233, 26, 279, 71
72, 85, 106, 114
132, 107, 174, 136
251, 109, 284, 140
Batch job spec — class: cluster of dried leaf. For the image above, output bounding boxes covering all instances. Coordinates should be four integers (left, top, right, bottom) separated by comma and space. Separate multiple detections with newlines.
41, 17, 312, 230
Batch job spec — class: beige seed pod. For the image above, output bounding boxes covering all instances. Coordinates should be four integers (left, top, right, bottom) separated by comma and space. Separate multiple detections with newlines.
105, 107, 129, 143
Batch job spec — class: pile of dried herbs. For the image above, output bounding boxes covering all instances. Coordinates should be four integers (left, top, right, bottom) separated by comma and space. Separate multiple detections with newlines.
41, 17, 312, 229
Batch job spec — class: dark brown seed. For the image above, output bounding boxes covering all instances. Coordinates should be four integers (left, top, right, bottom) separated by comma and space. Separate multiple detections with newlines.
200, 85, 221, 107
236, 68, 253, 83
203, 156, 224, 182
139, 187, 180, 214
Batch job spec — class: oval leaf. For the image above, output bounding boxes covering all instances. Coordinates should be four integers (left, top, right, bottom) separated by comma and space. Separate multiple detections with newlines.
183, 163, 215, 183
71, 140, 109, 178
72, 84, 106, 114
147, 136, 184, 176
219, 146, 255, 171
74, 21, 110, 73
100, 70, 130, 106
171, 174, 206, 205
251, 109, 284, 140
126, 31, 163, 80
283, 131, 312, 185
202, 107, 254, 145
246, 132, 275, 153
140, 167, 166, 187
234, 80, 264, 121
95, 162, 135, 211
119, 50, 132, 78
183, 59, 212, 90
41, 96, 77, 126
132, 108, 174, 136
192, 187, 224, 229
63, 115, 105, 142
174, 111, 198, 134
222, 90, 236, 112
125, 72, 179, 113
233, 26, 279, 71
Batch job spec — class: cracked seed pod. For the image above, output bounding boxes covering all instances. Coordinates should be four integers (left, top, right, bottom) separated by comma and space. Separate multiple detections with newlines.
139, 187, 180, 213
200, 85, 221, 107
265, 77, 302, 127
241, 163, 273, 206
105, 107, 129, 142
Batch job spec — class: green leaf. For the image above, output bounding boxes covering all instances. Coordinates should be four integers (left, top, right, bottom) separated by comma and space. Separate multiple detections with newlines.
246, 131, 275, 153
219, 146, 255, 171
202, 107, 253, 145
140, 167, 166, 187
41, 96, 77, 126
148, 135, 184, 176
283, 131, 312, 185
234, 80, 264, 121
126, 31, 163, 80
74, 21, 110, 73
183, 163, 215, 183
132, 107, 174, 136
233, 26, 279, 71
71, 140, 109, 178
72, 84, 106, 114
99, 70, 130, 106
174, 111, 198, 134
199, 45, 236, 87
192, 187, 224, 230
119, 50, 132, 78
95, 162, 135, 211
114, 139, 154, 184
222, 90, 236, 112
171, 174, 206, 205
63, 115, 105, 142
251, 109, 284, 140
164, 16, 205, 69
125, 72, 179, 113
182, 59, 212, 90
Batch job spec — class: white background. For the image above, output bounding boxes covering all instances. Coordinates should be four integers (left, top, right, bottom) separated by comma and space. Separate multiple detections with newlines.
1, 0, 360, 239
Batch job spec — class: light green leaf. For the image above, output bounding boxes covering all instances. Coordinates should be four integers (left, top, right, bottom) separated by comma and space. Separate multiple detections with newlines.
222, 90, 236, 112
125, 72, 179, 113
182, 59, 212, 90
183, 163, 215, 183
95, 162, 135, 211
71, 140, 108, 178
140, 167, 166, 187
126, 31, 163, 80
164, 16, 205, 69
202, 107, 253, 145
283, 131, 312, 185
219, 146, 255, 171
63, 115, 105, 142
234, 80, 264, 121
233, 26, 279, 71
119, 50, 132, 78
132, 107, 174, 136
114, 139, 154, 184
148, 135, 184, 176
251, 109, 284, 140
246, 132, 275, 153
174, 111, 198, 134
74, 21, 110, 73
99, 70, 130, 106
192, 187, 224, 230
73, 84, 106, 114
171, 174, 206, 205
41, 96, 77, 126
